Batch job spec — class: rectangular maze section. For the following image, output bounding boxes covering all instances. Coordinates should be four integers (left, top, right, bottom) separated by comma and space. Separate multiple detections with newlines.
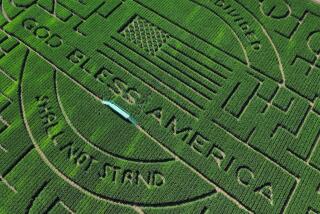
120, 15, 171, 56
111, 15, 232, 119
0, 33, 19, 54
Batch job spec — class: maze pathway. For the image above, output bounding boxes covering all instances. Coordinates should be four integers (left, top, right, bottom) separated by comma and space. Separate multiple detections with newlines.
0, 0, 320, 213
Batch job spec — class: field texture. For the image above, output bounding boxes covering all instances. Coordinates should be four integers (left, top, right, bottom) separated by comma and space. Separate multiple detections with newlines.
0, 0, 320, 213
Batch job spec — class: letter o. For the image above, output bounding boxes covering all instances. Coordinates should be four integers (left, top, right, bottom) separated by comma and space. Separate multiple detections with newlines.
34, 26, 50, 39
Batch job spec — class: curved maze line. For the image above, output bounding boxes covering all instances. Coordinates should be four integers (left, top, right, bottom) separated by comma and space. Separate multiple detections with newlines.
18, 47, 222, 209
53, 70, 175, 164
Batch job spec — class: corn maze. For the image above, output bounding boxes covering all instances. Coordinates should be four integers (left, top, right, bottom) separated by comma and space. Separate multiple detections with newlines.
0, 0, 320, 213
